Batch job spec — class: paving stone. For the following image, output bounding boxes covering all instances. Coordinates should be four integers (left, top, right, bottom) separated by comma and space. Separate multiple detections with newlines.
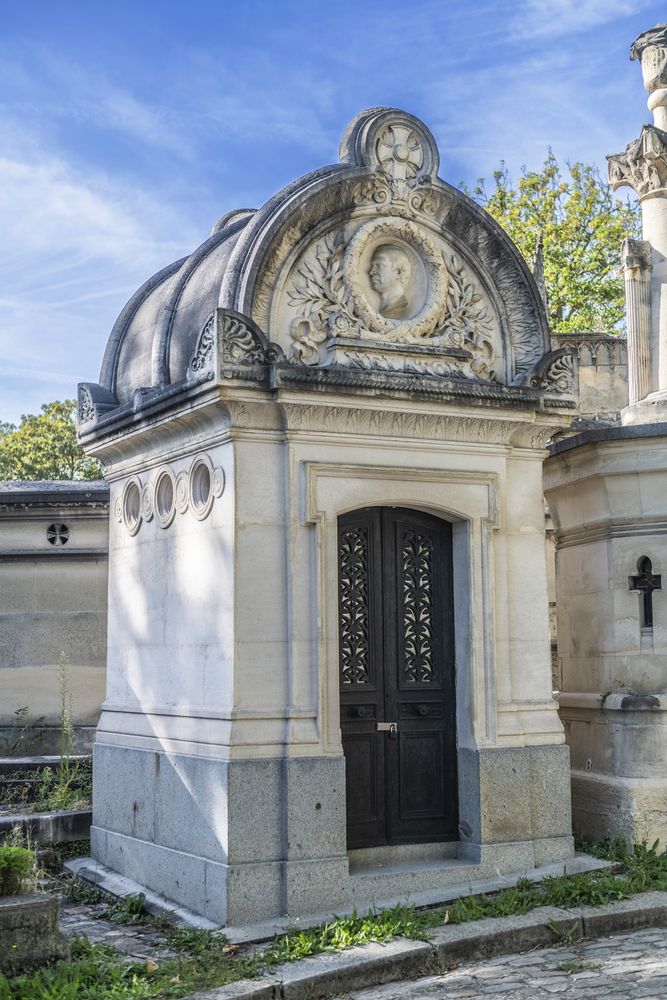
348, 928, 667, 998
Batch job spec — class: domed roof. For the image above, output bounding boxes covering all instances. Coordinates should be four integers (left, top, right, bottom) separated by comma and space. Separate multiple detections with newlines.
79, 107, 571, 434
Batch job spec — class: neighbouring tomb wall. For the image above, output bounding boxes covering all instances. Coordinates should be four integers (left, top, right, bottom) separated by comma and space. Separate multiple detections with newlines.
0, 482, 109, 753
552, 333, 628, 426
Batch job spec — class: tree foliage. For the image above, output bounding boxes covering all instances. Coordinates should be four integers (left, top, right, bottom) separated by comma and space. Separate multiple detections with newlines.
0, 400, 103, 481
466, 152, 641, 333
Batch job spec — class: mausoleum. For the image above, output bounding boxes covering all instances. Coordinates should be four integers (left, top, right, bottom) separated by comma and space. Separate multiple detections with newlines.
79, 108, 578, 925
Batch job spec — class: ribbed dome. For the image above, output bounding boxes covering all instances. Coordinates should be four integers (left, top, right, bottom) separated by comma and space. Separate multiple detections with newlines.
100, 211, 255, 407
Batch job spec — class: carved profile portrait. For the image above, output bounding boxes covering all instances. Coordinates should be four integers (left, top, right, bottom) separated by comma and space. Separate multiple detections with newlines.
368, 244, 412, 318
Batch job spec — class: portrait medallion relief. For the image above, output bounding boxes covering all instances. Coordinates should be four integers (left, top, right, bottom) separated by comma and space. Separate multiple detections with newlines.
368, 244, 412, 318
344, 218, 448, 342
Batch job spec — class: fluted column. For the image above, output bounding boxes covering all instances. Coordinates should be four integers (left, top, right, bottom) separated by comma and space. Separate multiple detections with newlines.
608, 24, 667, 421
623, 238, 653, 403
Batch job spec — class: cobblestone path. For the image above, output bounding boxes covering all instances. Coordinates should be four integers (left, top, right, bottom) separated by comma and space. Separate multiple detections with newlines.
342, 928, 667, 999
59, 899, 177, 960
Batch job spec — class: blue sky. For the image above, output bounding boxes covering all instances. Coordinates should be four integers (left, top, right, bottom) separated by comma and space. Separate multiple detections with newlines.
0, 0, 664, 425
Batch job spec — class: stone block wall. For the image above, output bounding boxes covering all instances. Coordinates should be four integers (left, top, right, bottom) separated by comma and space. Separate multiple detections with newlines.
0, 481, 109, 753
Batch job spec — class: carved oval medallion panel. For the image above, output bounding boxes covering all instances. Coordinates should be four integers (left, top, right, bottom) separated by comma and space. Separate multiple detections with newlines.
272, 214, 501, 382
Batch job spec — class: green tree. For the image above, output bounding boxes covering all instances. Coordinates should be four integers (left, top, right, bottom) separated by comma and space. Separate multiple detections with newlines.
466, 152, 641, 333
0, 400, 103, 481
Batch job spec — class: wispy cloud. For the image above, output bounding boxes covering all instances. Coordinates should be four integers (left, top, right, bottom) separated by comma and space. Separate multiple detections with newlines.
512, 0, 654, 40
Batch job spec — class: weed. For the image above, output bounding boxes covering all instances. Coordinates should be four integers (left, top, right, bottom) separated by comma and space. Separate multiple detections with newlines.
546, 918, 581, 946
98, 892, 149, 925
1, 707, 46, 757
34, 757, 92, 812
556, 957, 601, 973
164, 927, 229, 955
0, 935, 260, 999
263, 905, 433, 965
55, 874, 106, 905
0, 845, 35, 895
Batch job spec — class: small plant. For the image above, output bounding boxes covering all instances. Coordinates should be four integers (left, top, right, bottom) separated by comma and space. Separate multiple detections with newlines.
164, 927, 230, 955
1, 706, 46, 756
0, 845, 35, 896
263, 905, 433, 965
28, 656, 92, 813
98, 891, 148, 924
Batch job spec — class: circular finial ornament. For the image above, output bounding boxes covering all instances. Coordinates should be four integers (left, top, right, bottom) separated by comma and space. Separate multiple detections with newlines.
338, 107, 439, 182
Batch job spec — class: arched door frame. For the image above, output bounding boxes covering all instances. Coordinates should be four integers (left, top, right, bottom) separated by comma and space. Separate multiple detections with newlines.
304, 461, 500, 852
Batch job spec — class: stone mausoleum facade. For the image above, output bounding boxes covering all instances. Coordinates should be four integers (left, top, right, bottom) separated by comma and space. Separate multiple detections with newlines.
79, 108, 579, 925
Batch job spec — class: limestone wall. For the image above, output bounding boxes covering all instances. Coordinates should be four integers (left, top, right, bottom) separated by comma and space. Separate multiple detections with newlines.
552, 333, 628, 425
0, 482, 109, 753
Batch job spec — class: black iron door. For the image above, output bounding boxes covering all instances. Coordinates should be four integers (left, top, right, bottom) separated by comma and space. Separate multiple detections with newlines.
338, 507, 457, 850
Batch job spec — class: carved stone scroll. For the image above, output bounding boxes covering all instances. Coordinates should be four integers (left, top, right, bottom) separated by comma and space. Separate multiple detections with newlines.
521, 348, 578, 400
186, 310, 285, 386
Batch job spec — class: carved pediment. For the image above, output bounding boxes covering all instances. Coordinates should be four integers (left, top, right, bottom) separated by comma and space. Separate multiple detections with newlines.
279, 218, 498, 383
220, 108, 551, 387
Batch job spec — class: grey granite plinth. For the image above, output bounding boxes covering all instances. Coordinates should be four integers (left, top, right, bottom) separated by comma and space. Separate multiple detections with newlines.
458, 744, 573, 859
92, 744, 348, 924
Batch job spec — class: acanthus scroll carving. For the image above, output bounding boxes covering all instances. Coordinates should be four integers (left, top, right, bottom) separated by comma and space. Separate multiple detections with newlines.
187, 311, 285, 383
523, 349, 577, 396
188, 314, 215, 382
78, 386, 95, 425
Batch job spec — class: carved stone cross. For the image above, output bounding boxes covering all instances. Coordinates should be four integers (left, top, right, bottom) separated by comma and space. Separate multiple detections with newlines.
630, 557, 662, 628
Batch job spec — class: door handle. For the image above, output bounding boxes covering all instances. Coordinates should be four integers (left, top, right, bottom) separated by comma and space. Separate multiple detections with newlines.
377, 722, 398, 737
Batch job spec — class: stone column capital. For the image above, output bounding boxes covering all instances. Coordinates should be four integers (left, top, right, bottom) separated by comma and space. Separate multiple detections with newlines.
607, 125, 667, 199
622, 238, 653, 276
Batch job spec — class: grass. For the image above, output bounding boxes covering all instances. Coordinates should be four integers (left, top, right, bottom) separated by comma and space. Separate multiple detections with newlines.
0, 936, 260, 1000
3, 838, 667, 999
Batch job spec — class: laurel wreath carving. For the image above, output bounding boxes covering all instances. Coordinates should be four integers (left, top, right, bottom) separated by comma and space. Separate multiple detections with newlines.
286, 232, 496, 380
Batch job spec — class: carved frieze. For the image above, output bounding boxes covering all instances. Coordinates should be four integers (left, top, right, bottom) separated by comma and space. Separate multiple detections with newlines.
281, 402, 520, 444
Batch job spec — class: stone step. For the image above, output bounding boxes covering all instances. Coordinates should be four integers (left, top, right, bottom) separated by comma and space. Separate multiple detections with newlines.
348, 857, 481, 903
346, 852, 613, 918
0, 755, 90, 777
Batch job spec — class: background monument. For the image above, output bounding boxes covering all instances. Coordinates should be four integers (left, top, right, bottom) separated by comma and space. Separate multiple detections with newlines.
546, 24, 667, 848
